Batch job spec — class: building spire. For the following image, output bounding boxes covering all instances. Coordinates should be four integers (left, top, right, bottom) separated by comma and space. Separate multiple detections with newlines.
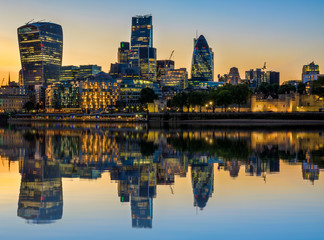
8, 72, 10, 85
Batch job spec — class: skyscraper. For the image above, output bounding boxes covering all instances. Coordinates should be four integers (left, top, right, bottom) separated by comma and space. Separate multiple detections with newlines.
265, 71, 280, 85
138, 47, 157, 81
18, 22, 63, 89
130, 15, 153, 67
130, 15, 156, 81
118, 42, 130, 64
191, 35, 214, 82
157, 60, 175, 83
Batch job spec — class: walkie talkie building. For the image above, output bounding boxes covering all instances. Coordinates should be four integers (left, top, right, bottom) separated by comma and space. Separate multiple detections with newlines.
18, 22, 63, 89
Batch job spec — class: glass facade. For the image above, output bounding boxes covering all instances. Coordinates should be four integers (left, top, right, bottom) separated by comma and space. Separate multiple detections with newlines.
60, 65, 80, 81
157, 60, 175, 83
130, 15, 153, 67
138, 47, 157, 81
161, 68, 188, 89
18, 22, 63, 88
117, 78, 161, 107
18, 157, 63, 224
45, 80, 80, 110
118, 42, 130, 64
191, 35, 214, 82
302, 62, 320, 83
79, 65, 102, 78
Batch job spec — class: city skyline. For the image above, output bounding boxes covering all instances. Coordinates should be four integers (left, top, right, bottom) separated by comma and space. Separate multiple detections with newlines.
0, 0, 324, 85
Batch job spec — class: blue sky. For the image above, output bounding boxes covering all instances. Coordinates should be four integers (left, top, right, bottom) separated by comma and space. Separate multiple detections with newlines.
0, 0, 323, 83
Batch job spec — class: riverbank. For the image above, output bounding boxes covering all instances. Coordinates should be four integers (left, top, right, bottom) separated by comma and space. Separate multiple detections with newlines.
6, 112, 324, 126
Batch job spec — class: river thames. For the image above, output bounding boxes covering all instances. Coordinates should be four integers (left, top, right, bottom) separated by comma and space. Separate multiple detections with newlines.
0, 123, 323, 240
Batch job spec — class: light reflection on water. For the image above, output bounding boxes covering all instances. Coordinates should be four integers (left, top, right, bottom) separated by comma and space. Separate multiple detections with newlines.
0, 123, 323, 240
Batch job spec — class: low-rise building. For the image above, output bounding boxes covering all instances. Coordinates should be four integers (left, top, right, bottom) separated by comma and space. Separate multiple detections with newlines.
0, 94, 29, 112
46, 72, 119, 112
161, 68, 188, 89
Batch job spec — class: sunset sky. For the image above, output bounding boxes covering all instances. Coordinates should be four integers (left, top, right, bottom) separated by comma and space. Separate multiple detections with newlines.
0, 0, 323, 84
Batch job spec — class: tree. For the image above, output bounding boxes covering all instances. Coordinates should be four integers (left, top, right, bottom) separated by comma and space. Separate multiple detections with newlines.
188, 91, 207, 112
311, 76, 324, 98
297, 82, 306, 95
23, 101, 35, 113
232, 84, 252, 112
278, 84, 296, 94
216, 90, 232, 112
139, 88, 158, 105
256, 83, 279, 98
170, 92, 188, 112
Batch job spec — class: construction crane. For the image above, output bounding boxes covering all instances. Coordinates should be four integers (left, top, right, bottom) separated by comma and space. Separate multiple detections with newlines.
262, 62, 267, 72
169, 50, 174, 61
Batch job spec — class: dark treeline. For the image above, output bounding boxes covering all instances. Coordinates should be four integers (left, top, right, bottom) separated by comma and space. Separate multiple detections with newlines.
169, 84, 252, 112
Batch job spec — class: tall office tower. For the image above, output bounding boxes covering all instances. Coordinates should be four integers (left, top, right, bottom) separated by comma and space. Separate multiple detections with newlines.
18, 22, 63, 89
191, 35, 214, 82
265, 71, 280, 85
79, 65, 102, 78
157, 60, 175, 82
18, 157, 63, 224
138, 47, 157, 81
130, 15, 153, 67
60, 66, 80, 81
245, 69, 264, 87
302, 62, 320, 83
118, 42, 130, 64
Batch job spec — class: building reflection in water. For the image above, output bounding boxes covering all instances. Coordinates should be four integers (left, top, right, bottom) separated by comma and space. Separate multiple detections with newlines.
302, 151, 320, 184
0, 124, 322, 227
191, 164, 214, 210
17, 136, 63, 224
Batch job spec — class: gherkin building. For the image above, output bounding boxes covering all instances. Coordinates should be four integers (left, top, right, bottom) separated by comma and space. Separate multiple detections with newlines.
191, 35, 214, 82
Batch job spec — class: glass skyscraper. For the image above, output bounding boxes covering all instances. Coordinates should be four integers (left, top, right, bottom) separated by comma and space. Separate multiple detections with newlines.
118, 42, 130, 64
18, 22, 63, 89
130, 15, 156, 81
130, 15, 153, 67
191, 35, 214, 82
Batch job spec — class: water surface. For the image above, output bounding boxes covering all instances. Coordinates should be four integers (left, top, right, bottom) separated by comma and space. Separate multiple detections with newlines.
0, 123, 323, 240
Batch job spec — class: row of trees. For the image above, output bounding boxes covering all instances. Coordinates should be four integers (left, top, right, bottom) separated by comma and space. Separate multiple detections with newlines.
255, 82, 306, 98
170, 84, 252, 112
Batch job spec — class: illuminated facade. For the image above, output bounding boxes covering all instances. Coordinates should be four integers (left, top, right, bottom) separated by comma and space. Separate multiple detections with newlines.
79, 72, 119, 111
191, 35, 214, 82
45, 80, 80, 110
191, 164, 214, 210
79, 65, 102, 78
245, 69, 264, 87
157, 60, 175, 83
18, 22, 63, 88
302, 62, 320, 83
0, 94, 29, 112
60, 65, 80, 81
138, 47, 157, 81
161, 68, 188, 89
118, 42, 130, 64
117, 78, 160, 107
130, 15, 153, 67
109, 63, 140, 78
18, 158, 63, 224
